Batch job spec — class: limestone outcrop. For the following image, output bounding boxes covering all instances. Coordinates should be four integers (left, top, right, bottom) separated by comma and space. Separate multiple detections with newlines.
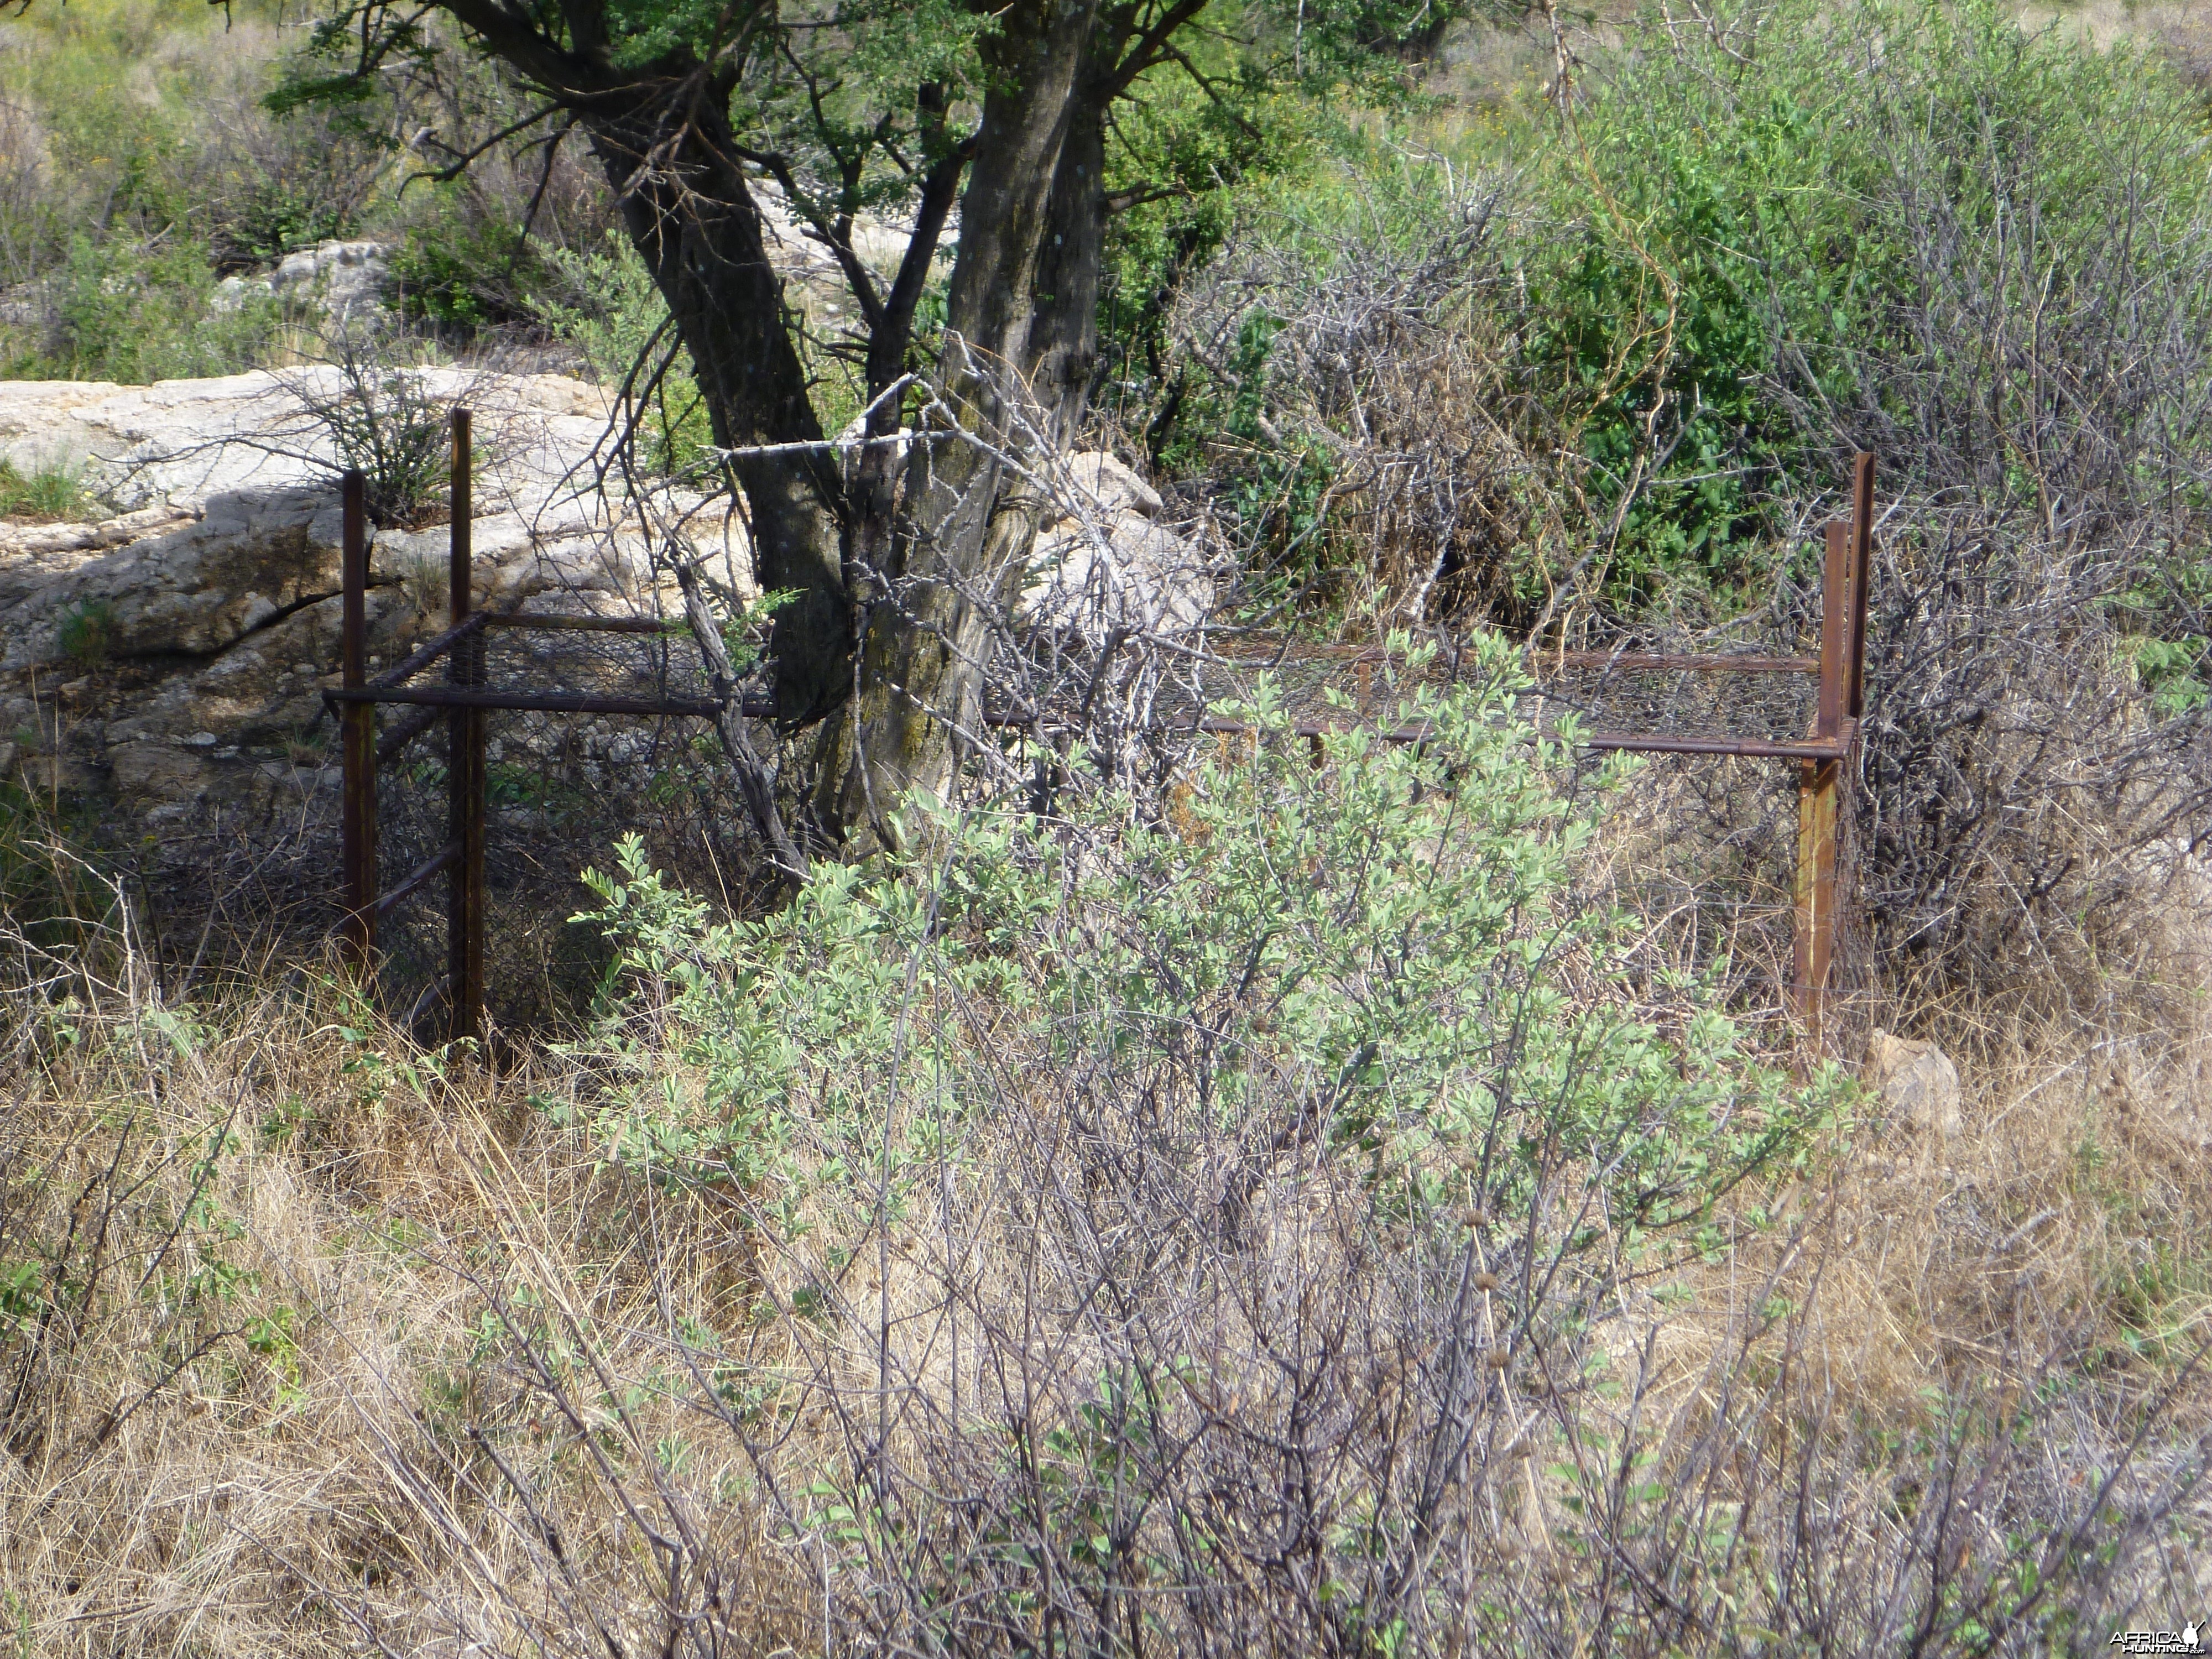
0, 369, 740, 826
0, 370, 1208, 832
212, 239, 393, 324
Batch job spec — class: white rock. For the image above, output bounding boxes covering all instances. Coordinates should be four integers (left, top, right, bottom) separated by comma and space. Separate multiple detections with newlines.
0, 503, 199, 561
1018, 449, 1212, 634
0, 368, 750, 820
1865, 1030, 1963, 1139
0, 487, 343, 669
1062, 451, 1164, 518
213, 239, 390, 323
1020, 506, 1215, 635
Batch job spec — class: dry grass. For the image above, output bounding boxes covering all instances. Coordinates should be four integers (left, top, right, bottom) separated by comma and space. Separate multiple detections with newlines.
1594, 752, 2212, 1414
2, 780, 2210, 1655
0, 950, 819, 1653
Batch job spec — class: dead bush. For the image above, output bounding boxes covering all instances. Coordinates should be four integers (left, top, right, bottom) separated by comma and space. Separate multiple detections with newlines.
1142, 179, 1576, 628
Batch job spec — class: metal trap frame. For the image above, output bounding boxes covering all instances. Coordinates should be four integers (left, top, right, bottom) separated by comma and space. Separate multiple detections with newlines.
330, 415, 1873, 1048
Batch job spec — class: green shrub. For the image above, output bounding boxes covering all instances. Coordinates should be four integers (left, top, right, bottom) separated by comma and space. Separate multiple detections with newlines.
1520, 0, 2212, 602
216, 176, 354, 271
389, 194, 544, 332
569, 633, 1838, 1262
38, 234, 289, 383
538, 232, 714, 476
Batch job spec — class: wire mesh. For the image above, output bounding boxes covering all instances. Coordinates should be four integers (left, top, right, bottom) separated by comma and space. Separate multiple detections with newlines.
1060, 630, 1828, 749
362, 606, 758, 1040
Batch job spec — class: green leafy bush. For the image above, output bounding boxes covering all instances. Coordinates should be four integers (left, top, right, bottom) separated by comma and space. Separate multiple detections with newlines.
538, 232, 714, 476
1521, 0, 2212, 602
389, 193, 544, 332
34, 234, 289, 383
570, 634, 1837, 1260
216, 176, 354, 271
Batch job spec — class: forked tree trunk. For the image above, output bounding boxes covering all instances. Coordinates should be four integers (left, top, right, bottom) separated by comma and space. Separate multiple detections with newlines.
554, 12, 1117, 858
825, 5, 1112, 852
417, 0, 1151, 859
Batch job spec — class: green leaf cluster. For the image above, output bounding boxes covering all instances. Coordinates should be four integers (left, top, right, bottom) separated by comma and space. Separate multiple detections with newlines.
388, 190, 545, 331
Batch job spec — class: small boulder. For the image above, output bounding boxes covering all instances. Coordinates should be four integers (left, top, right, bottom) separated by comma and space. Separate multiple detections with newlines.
1063, 451, 1165, 519
1020, 510, 1214, 634
1020, 452, 1211, 635
1865, 1030, 1963, 1139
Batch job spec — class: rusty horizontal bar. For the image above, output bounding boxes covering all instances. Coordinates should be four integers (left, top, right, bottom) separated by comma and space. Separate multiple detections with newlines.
371, 611, 488, 691
326, 685, 729, 717
374, 839, 460, 920
1583, 730, 1852, 760
1533, 651, 1819, 676
1206, 639, 1820, 676
482, 612, 679, 634
984, 707, 1853, 762
1192, 714, 1436, 744
374, 706, 444, 768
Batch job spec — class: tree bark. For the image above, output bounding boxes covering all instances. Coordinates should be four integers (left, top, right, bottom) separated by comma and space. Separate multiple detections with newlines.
576, 85, 853, 731
826, 1, 1112, 851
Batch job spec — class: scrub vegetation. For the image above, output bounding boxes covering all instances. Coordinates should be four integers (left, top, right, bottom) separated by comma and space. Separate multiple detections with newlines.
2, 0, 2210, 1652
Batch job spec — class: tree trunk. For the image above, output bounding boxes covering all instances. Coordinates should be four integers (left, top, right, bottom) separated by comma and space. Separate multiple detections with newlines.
826, 3, 1112, 852
577, 90, 853, 730
1027, 83, 1112, 449
412, 0, 1145, 858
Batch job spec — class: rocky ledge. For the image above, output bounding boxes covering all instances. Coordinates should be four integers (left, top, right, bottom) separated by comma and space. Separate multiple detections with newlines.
0, 369, 751, 830
0, 369, 1212, 836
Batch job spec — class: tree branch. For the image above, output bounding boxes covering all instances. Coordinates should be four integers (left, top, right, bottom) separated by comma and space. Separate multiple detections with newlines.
675, 556, 810, 880
405, 99, 566, 186
1107, 0, 1214, 99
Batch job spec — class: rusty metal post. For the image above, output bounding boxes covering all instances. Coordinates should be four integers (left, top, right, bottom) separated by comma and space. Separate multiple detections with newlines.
340, 471, 377, 975
1792, 520, 1849, 1040
1848, 451, 1875, 721
447, 409, 487, 1048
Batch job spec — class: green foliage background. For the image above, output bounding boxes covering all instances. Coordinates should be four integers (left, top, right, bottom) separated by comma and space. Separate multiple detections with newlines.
1515, 0, 2212, 601
0, 0, 2205, 676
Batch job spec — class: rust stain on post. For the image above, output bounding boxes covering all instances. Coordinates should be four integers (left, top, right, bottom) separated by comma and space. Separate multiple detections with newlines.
448, 409, 487, 1050
1848, 451, 1875, 722
1793, 518, 1853, 1042
340, 471, 376, 977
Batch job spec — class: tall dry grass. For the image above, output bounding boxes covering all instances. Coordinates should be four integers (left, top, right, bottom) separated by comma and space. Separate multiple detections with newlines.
2, 752, 2210, 1655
